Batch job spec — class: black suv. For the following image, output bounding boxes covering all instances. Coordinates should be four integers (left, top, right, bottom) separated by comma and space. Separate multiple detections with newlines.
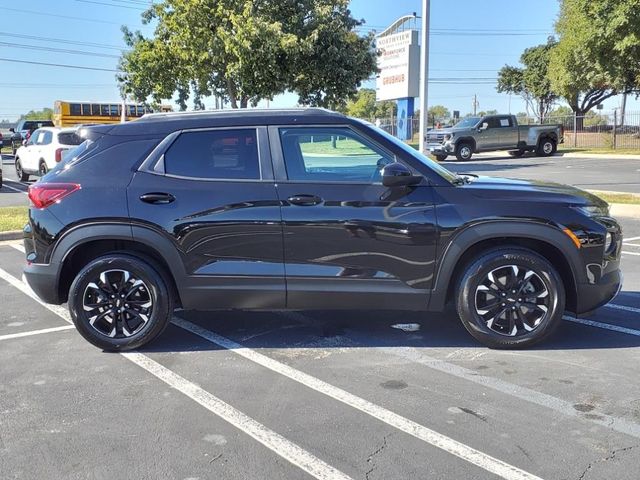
22, 109, 622, 350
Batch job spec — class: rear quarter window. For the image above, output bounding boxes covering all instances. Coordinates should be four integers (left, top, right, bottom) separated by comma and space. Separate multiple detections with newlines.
57, 132, 83, 146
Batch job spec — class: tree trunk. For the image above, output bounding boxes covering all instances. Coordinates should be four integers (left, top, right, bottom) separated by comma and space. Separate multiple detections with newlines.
226, 78, 238, 109
240, 97, 248, 109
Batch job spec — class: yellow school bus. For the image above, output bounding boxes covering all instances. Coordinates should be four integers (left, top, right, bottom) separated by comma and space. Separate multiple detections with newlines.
52, 100, 154, 127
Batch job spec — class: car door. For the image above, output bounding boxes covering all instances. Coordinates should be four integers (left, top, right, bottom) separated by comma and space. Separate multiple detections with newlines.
496, 116, 519, 147
269, 124, 438, 310
474, 117, 502, 151
127, 126, 285, 310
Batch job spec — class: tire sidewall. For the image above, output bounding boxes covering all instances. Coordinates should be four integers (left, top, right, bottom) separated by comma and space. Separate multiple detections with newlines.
456, 248, 565, 348
538, 138, 556, 156
68, 254, 172, 351
456, 143, 473, 161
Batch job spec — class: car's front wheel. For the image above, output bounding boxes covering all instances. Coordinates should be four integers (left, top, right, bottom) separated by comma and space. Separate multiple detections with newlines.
455, 247, 565, 348
455, 143, 474, 161
68, 254, 173, 351
434, 154, 448, 162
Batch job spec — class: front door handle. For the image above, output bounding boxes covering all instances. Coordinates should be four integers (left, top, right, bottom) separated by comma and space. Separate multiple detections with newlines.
288, 194, 323, 206
140, 192, 175, 205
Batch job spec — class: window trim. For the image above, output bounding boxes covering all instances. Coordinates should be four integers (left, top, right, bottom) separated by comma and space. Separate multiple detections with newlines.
268, 124, 414, 185
138, 126, 273, 183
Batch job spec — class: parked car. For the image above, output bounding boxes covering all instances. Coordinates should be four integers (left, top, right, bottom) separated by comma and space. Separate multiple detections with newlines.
14, 127, 83, 181
10, 119, 55, 155
427, 114, 564, 161
22, 109, 622, 351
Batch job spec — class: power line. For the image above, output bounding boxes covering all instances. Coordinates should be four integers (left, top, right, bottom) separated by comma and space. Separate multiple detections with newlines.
0, 7, 121, 25
0, 41, 121, 59
0, 31, 127, 51
0, 57, 119, 72
0, 83, 115, 88
74, 0, 146, 9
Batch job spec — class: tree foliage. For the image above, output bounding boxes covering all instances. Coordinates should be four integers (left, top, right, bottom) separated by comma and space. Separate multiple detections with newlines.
339, 88, 396, 119
497, 39, 557, 122
118, 0, 377, 110
20, 108, 53, 121
428, 105, 450, 124
549, 0, 640, 116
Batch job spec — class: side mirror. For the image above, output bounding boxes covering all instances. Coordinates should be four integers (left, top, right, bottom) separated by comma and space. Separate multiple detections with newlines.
9, 128, 14, 133
478, 122, 488, 132
382, 162, 422, 187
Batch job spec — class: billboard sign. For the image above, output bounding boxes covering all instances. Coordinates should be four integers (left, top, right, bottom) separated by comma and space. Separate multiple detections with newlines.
376, 30, 420, 101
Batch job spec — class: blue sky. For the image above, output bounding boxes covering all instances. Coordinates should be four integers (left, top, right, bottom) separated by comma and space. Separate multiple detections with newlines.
0, 0, 634, 121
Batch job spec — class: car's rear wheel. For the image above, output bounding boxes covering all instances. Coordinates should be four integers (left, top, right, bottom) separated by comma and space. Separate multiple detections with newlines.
15, 158, 29, 181
537, 138, 556, 157
455, 143, 473, 161
68, 254, 173, 351
455, 247, 565, 348
39, 161, 48, 177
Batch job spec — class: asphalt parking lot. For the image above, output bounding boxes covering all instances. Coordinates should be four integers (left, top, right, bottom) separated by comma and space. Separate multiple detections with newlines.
2, 152, 640, 479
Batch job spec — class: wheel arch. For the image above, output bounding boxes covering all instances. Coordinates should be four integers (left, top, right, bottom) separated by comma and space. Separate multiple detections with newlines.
455, 137, 477, 152
52, 223, 185, 306
429, 221, 583, 314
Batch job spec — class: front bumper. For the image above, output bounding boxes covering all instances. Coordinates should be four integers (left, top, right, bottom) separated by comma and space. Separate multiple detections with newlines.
428, 143, 454, 155
575, 268, 622, 315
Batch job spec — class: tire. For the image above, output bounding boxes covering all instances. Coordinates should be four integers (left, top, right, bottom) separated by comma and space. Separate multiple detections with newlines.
435, 154, 448, 162
38, 160, 48, 177
455, 143, 473, 161
508, 150, 525, 158
455, 247, 565, 349
68, 254, 173, 351
15, 158, 29, 181
536, 138, 556, 157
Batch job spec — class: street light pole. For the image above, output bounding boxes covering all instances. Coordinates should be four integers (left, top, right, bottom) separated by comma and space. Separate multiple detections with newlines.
418, 0, 430, 155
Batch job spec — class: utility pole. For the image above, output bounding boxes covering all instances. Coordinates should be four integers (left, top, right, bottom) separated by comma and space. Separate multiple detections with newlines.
472, 94, 479, 116
418, 0, 430, 155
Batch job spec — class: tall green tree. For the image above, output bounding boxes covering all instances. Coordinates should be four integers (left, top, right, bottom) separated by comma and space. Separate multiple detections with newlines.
427, 105, 450, 124
497, 39, 557, 122
20, 108, 53, 121
549, 0, 640, 122
340, 88, 395, 119
118, 0, 377, 110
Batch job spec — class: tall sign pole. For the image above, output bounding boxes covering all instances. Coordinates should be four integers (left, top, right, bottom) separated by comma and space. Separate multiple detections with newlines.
418, 0, 430, 154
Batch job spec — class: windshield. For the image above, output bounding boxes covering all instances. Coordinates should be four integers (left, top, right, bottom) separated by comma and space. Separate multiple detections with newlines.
454, 117, 481, 129
360, 121, 460, 184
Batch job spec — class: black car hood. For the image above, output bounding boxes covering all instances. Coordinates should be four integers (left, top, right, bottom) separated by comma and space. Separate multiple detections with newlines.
460, 175, 607, 208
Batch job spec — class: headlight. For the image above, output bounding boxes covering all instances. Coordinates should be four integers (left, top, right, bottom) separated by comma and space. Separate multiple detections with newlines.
604, 231, 614, 252
572, 204, 610, 217
444, 133, 453, 141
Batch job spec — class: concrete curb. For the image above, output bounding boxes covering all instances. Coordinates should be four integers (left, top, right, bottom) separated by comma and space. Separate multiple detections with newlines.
0, 230, 23, 241
557, 152, 640, 160
610, 203, 640, 218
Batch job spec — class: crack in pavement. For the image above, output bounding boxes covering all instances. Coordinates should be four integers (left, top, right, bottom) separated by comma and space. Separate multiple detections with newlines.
577, 445, 639, 480
365, 434, 391, 480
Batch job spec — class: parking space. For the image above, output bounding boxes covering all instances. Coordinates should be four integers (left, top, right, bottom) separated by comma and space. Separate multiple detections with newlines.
2, 208, 640, 480
1, 154, 30, 207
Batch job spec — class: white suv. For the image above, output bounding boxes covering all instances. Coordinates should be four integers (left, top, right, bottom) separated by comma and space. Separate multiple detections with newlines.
15, 127, 83, 181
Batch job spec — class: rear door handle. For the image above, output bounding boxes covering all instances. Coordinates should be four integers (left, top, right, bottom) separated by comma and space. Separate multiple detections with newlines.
287, 194, 323, 206
139, 192, 175, 205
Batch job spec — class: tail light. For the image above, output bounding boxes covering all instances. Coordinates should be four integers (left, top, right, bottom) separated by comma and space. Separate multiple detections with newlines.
28, 183, 81, 209
55, 148, 64, 162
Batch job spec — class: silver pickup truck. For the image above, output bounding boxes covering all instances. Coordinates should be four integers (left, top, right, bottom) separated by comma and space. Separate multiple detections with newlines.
427, 114, 564, 161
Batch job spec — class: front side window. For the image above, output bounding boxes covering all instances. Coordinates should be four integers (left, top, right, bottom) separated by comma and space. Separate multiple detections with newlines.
164, 129, 260, 180
70, 104, 82, 116
39, 131, 53, 145
279, 127, 393, 182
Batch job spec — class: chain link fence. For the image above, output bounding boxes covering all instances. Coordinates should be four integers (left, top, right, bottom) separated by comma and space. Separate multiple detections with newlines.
372, 111, 640, 150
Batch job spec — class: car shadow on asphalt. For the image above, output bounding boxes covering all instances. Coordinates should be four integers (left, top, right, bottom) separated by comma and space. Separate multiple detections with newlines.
138, 297, 640, 354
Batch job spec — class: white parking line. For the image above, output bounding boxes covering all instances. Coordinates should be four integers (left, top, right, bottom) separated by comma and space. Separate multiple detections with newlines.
624, 236, 640, 242
606, 303, 640, 315
565, 316, 640, 337
0, 267, 353, 480
0, 325, 75, 341
1, 182, 27, 194
172, 317, 544, 480
622, 251, 640, 256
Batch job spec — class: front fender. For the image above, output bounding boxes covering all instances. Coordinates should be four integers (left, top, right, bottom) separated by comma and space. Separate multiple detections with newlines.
428, 220, 583, 311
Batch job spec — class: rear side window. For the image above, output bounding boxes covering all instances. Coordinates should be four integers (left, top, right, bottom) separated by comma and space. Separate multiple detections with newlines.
58, 132, 83, 146
164, 129, 260, 180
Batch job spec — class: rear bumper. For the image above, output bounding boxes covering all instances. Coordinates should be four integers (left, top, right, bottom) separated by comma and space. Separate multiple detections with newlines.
23, 262, 62, 305
575, 268, 622, 315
